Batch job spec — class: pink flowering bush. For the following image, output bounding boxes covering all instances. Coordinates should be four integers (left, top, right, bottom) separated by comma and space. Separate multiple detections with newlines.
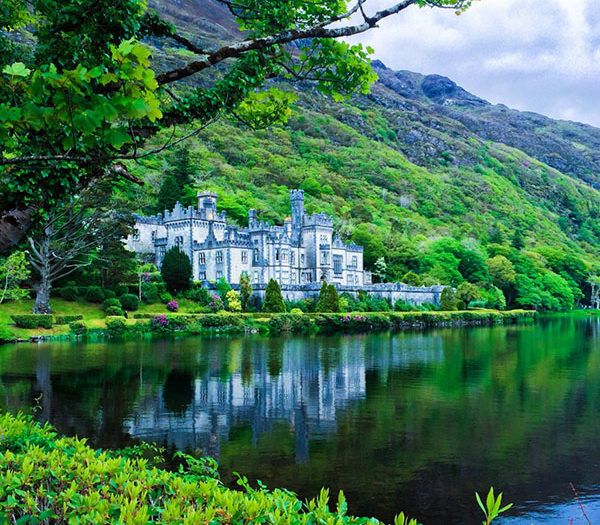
166, 300, 178, 312
208, 293, 224, 312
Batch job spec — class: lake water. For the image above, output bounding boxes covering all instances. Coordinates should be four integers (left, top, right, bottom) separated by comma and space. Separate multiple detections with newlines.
1, 316, 600, 524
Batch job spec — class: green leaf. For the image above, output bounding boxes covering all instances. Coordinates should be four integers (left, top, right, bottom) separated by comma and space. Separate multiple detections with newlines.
2, 62, 31, 78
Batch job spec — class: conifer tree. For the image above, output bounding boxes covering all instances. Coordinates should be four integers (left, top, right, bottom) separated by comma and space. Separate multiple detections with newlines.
156, 174, 181, 213
326, 283, 340, 312
439, 287, 458, 311
168, 148, 195, 191
262, 279, 285, 313
160, 247, 192, 294
240, 272, 253, 312
316, 281, 329, 312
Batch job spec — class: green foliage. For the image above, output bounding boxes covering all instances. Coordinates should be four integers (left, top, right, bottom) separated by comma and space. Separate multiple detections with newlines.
439, 288, 458, 311
156, 173, 181, 213
185, 285, 209, 305
11, 314, 53, 329
262, 279, 285, 313
216, 277, 232, 300
85, 286, 105, 303
0, 250, 30, 303
455, 282, 480, 307
225, 289, 242, 312
141, 282, 159, 303
402, 271, 421, 286
59, 286, 79, 302
105, 305, 125, 316
486, 255, 516, 289
316, 281, 340, 312
475, 487, 513, 525
102, 297, 122, 311
161, 247, 193, 294
239, 272, 253, 312
69, 320, 88, 336
0, 412, 425, 525
119, 293, 139, 311
105, 316, 127, 337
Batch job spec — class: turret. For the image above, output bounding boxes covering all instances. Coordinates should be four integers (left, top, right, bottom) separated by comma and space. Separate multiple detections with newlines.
248, 209, 257, 226
197, 191, 217, 220
290, 189, 305, 231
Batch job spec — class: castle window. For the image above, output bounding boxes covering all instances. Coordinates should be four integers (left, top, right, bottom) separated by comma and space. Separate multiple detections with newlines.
320, 234, 328, 243
216, 250, 223, 263
291, 252, 296, 265
253, 249, 259, 262
292, 273, 297, 284
175, 236, 184, 249
199, 252, 206, 265
275, 249, 280, 262
320, 251, 330, 265
132, 229, 140, 241
216, 270, 223, 279
199, 271, 207, 280
253, 271, 259, 283
282, 250, 288, 262
351, 256, 358, 269
333, 255, 343, 275
242, 251, 248, 263
301, 253, 305, 265
347, 274, 354, 285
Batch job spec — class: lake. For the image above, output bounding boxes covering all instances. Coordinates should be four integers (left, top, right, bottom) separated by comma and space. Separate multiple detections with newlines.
1, 316, 600, 524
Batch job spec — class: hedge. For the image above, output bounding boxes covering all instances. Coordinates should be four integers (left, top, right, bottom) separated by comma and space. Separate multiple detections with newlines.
0, 412, 420, 525
11, 314, 54, 329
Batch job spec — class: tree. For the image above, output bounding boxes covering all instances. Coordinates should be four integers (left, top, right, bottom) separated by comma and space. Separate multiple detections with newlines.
373, 257, 388, 283
458, 250, 490, 283
239, 272, 253, 311
168, 147, 195, 191
262, 279, 285, 313
27, 187, 130, 313
316, 281, 340, 312
156, 174, 181, 213
439, 287, 458, 311
487, 255, 516, 289
455, 282, 480, 308
402, 271, 421, 286
226, 289, 242, 312
160, 247, 192, 294
0, 250, 30, 304
0, 0, 474, 251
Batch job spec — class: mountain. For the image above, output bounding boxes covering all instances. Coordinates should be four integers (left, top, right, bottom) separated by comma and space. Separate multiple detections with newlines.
127, 1, 600, 309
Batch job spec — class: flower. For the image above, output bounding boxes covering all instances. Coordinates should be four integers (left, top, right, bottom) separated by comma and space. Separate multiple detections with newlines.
166, 300, 178, 312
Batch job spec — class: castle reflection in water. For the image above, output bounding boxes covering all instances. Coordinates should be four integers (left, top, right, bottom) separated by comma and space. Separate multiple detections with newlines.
122, 334, 444, 461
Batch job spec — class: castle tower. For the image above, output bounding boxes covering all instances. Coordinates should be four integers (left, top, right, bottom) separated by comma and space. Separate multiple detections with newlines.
197, 191, 217, 220
290, 189, 305, 231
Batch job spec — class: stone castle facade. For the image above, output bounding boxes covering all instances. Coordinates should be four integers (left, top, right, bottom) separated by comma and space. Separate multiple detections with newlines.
126, 190, 369, 287
126, 190, 444, 306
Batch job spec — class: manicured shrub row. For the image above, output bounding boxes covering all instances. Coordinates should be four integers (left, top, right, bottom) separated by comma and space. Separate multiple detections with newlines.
11, 315, 54, 329
69, 321, 88, 336
0, 412, 418, 525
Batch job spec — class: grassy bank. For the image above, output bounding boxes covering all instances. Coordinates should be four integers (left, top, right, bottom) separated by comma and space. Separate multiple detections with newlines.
0, 412, 420, 524
0, 301, 536, 343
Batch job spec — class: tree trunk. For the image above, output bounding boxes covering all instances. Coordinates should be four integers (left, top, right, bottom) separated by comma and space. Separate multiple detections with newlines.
32, 237, 53, 314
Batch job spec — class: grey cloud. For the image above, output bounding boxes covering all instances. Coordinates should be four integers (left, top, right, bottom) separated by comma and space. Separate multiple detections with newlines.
349, 0, 600, 126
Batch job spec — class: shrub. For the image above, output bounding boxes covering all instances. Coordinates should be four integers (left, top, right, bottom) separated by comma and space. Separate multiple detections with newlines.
105, 317, 127, 337
0, 413, 423, 525
262, 279, 285, 313
142, 282, 159, 304
225, 289, 242, 312
119, 293, 139, 311
208, 293, 224, 312
316, 281, 340, 312
394, 299, 414, 312
166, 300, 178, 312
105, 306, 125, 316
216, 277, 232, 299
439, 288, 458, 311
186, 285, 209, 305
113, 284, 129, 296
160, 291, 174, 304
85, 286, 105, 303
69, 321, 88, 336
103, 289, 117, 299
455, 282, 480, 308
161, 247, 193, 293
150, 315, 174, 334
290, 308, 303, 315
54, 315, 83, 325
11, 314, 54, 329
59, 286, 78, 301
102, 298, 121, 311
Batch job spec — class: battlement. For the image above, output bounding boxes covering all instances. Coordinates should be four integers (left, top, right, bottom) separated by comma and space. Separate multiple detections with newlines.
132, 213, 162, 225
163, 202, 227, 222
290, 189, 305, 202
303, 211, 334, 228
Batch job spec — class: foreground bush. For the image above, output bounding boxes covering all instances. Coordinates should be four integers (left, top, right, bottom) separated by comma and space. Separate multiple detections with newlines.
11, 314, 54, 329
0, 412, 422, 525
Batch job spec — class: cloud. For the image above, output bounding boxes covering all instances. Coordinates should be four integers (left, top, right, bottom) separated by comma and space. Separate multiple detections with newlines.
347, 0, 600, 126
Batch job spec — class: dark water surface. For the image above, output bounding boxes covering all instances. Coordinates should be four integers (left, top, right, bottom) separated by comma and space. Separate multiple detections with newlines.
2, 316, 600, 524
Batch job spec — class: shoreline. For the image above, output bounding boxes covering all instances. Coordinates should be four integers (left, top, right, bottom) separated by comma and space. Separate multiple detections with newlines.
1, 309, 536, 345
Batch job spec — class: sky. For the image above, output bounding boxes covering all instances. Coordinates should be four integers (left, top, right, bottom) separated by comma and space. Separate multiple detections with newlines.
348, 0, 600, 127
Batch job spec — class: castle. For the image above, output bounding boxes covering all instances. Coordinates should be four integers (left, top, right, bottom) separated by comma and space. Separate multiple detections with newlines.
126, 190, 444, 306
126, 190, 369, 287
